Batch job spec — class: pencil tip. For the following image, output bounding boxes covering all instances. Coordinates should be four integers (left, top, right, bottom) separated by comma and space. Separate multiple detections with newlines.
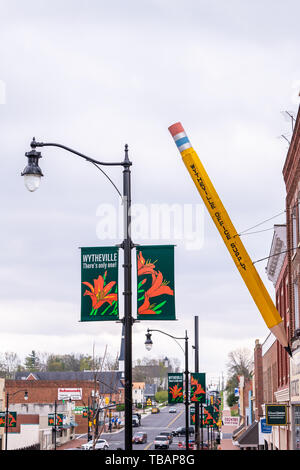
284, 345, 292, 357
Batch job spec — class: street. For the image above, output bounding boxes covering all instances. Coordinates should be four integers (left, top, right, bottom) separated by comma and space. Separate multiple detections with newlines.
97, 404, 210, 451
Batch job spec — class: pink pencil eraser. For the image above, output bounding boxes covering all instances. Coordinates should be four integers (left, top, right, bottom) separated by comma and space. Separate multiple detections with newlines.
168, 122, 185, 137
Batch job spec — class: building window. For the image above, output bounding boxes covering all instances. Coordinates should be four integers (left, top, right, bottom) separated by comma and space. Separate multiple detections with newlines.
294, 281, 299, 331
298, 194, 300, 235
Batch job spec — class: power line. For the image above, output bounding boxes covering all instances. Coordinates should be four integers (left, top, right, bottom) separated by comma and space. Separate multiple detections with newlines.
235, 210, 286, 237
239, 226, 275, 236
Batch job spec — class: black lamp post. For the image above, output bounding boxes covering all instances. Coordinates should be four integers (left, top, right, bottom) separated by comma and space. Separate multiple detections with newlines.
21, 138, 134, 450
5, 390, 28, 450
53, 399, 57, 451
145, 328, 190, 451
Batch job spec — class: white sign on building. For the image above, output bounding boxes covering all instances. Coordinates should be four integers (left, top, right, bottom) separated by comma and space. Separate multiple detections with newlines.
223, 416, 240, 427
58, 388, 82, 401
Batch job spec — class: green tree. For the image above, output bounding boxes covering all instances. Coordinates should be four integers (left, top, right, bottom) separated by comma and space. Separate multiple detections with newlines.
227, 391, 238, 408
155, 390, 168, 403
24, 351, 40, 371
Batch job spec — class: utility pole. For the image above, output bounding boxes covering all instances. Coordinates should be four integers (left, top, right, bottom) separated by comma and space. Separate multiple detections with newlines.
194, 316, 200, 450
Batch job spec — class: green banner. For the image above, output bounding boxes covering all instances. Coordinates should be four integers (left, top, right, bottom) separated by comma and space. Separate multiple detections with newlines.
136, 245, 175, 320
0, 412, 17, 428
168, 373, 184, 404
48, 413, 64, 426
203, 405, 219, 428
81, 247, 119, 321
190, 373, 206, 404
190, 405, 219, 428
82, 407, 94, 419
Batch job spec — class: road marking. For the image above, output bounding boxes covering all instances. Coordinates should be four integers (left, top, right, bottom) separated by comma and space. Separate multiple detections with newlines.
167, 410, 184, 428
143, 409, 185, 450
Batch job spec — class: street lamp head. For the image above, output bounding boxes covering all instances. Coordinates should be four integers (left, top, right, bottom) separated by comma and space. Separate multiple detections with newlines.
21, 140, 43, 192
24, 391, 28, 401
145, 330, 153, 351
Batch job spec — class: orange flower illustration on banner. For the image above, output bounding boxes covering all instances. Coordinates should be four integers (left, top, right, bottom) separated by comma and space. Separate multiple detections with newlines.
137, 251, 157, 276
169, 384, 183, 401
82, 272, 117, 316
190, 375, 206, 402
138, 270, 174, 315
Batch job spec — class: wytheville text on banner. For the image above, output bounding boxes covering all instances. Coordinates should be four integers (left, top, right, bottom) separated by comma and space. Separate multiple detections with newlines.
168, 373, 184, 404
81, 247, 119, 322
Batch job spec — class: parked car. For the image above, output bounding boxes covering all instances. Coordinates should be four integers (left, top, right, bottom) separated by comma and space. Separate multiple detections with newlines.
151, 407, 160, 414
132, 432, 147, 444
154, 435, 169, 449
172, 426, 194, 436
81, 439, 109, 450
159, 431, 173, 444
169, 407, 177, 413
178, 439, 195, 450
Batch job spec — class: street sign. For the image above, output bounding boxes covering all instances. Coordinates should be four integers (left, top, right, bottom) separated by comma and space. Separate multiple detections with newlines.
265, 405, 287, 426
260, 418, 272, 434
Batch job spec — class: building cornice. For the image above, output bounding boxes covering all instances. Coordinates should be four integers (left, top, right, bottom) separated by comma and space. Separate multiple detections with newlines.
283, 106, 300, 192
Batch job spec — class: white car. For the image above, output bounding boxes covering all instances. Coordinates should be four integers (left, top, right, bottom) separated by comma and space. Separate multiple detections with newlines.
81, 438, 109, 450
154, 435, 169, 449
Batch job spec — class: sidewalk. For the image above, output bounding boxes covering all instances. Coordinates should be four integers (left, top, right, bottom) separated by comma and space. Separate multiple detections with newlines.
219, 403, 239, 451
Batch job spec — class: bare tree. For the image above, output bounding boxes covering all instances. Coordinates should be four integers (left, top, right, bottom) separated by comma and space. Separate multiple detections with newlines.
0, 352, 21, 378
226, 348, 253, 380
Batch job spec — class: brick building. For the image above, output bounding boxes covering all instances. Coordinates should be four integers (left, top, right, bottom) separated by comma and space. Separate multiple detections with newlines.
253, 340, 263, 421
5, 371, 124, 435
282, 104, 300, 450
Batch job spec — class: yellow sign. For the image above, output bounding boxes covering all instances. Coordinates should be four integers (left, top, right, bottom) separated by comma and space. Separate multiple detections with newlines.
105, 397, 110, 405
168, 122, 290, 354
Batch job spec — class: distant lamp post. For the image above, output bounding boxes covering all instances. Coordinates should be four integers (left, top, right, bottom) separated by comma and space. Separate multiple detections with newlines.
144, 328, 190, 451
5, 390, 28, 450
163, 356, 169, 368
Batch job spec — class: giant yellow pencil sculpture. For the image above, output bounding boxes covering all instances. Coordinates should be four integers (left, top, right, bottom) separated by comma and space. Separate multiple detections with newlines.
168, 122, 291, 356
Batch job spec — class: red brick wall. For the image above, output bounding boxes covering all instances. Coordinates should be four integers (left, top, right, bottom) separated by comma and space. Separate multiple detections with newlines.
7, 414, 39, 434
275, 259, 290, 389
262, 341, 278, 404
254, 341, 263, 419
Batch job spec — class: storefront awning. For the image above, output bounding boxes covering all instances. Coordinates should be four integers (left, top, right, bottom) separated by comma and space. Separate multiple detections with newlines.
232, 424, 245, 440
237, 421, 259, 448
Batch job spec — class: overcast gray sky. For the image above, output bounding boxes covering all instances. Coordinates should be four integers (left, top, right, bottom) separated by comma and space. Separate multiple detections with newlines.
1, 0, 299, 385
